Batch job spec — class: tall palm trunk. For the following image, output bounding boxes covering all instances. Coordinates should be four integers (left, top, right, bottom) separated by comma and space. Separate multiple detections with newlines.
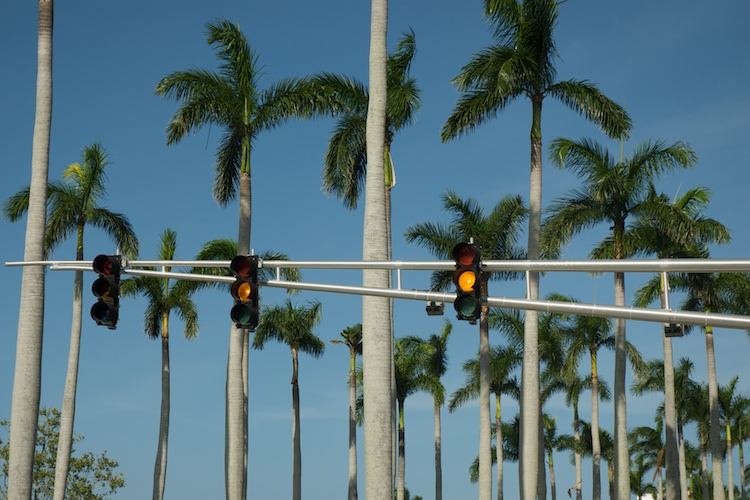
226, 171, 251, 500
362, 0, 393, 498
538, 416, 547, 499
700, 442, 710, 500
678, 420, 689, 498
573, 405, 583, 500
242, 332, 249, 495
520, 103, 542, 500
396, 400, 406, 500
591, 353, 602, 500
292, 348, 302, 500
479, 285, 492, 500
347, 353, 358, 500
547, 446, 557, 500
705, 325, 726, 500
612, 218, 630, 499
496, 395, 503, 500
726, 420, 735, 500
659, 275, 681, 500
739, 433, 746, 500
434, 401, 442, 500
152, 315, 170, 500
53, 265, 84, 500
7, 1, 53, 498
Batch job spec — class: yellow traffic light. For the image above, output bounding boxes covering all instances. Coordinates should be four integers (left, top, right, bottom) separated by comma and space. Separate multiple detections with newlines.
229, 255, 260, 330
451, 242, 482, 322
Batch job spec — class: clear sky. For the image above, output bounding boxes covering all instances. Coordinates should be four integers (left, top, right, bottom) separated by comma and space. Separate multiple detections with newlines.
1, 1, 749, 499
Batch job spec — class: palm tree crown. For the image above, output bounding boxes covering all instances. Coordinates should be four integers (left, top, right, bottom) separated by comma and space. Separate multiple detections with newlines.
316, 29, 421, 209
155, 19, 336, 206
3, 143, 139, 259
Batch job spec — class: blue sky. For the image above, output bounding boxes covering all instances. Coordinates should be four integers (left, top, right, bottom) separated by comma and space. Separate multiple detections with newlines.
1, 1, 749, 499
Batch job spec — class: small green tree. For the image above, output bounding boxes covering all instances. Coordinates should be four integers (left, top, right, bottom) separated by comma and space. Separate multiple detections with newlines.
0, 407, 125, 499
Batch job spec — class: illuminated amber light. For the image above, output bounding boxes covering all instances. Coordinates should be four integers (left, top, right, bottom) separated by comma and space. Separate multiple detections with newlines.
231, 280, 253, 302
456, 270, 477, 292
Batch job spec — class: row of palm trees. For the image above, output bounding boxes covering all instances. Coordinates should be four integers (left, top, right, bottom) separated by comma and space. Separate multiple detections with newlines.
349, 306, 750, 500
6, 2, 749, 500
7, 136, 747, 500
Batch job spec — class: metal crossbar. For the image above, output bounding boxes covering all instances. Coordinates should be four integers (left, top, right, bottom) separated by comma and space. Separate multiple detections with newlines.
7, 258, 750, 330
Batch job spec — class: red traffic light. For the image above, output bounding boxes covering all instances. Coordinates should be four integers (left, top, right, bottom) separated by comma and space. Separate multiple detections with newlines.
92, 254, 121, 277
230, 255, 258, 280
452, 242, 480, 268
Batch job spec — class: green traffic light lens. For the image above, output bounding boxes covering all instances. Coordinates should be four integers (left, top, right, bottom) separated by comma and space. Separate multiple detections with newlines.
91, 302, 118, 325
231, 303, 259, 329
455, 294, 480, 318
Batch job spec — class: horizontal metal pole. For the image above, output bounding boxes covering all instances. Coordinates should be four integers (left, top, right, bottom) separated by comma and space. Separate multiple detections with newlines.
112, 269, 750, 331
9, 258, 750, 273
483, 296, 750, 330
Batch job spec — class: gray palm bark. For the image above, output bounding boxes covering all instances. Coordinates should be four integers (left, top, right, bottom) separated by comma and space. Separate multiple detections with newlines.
362, 1, 393, 498
7, 1, 53, 498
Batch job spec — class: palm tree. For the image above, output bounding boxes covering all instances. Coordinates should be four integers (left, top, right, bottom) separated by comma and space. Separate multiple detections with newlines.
417, 320, 451, 500
330, 324, 363, 500
154, 20, 335, 498
449, 342, 521, 500
392, 336, 434, 500
543, 414, 568, 500
688, 382, 715, 500
721, 272, 750, 343
719, 376, 746, 500
317, 33, 420, 495
490, 303, 567, 499
669, 271, 735, 500
556, 298, 618, 500
253, 299, 325, 500
559, 372, 595, 500
120, 229, 196, 500
406, 190, 526, 500
542, 137, 695, 497
361, 1, 393, 497
629, 420, 666, 499
3, 143, 139, 500
5, 2, 53, 497
441, 2, 631, 494
317, 29, 420, 223
630, 454, 659, 500
731, 396, 750, 500
631, 357, 701, 499
626, 185, 730, 500
190, 238, 301, 493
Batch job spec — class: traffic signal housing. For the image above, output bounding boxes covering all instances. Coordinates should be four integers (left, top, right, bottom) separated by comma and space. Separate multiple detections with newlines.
90, 254, 121, 329
452, 242, 482, 323
229, 255, 260, 330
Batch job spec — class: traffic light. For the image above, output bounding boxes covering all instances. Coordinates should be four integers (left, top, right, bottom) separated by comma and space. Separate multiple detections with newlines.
90, 254, 121, 329
229, 255, 260, 330
452, 242, 482, 323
